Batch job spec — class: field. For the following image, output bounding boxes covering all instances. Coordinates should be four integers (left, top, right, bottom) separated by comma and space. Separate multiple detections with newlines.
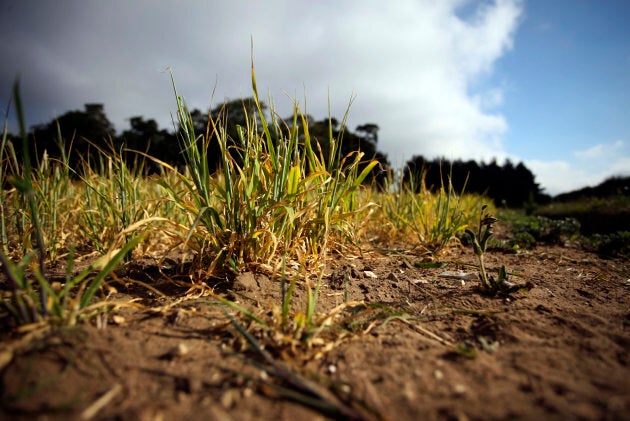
1, 75, 629, 420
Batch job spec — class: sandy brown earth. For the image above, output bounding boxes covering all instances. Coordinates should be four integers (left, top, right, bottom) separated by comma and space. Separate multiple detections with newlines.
1, 242, 629, 420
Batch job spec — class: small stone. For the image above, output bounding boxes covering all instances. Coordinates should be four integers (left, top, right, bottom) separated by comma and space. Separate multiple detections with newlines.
364, 270, 378, 279
174, 343, 189, 356
160, 343, 189, 360
438, 271, 477, 281
220, 389, 237, 409
453, 384, 467, 396
111, 315, 126, 325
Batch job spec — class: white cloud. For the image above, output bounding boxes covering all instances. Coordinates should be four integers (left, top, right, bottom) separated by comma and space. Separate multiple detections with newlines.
0, 0, 523, 165
573, 140, 624, 160
309, 0, 524, 164
609, 156, 630, 176
527, 141, 630, 195
526, 160, 595, 195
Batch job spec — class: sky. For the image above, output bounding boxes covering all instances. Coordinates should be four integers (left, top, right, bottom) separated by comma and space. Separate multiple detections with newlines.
0, 0, 628, 196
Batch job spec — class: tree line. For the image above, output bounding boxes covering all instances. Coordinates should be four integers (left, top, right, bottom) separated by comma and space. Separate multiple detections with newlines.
4, 101, 389, 182
554, 175, 629, 202
4, 100, 550, 207
403, 155, 551, 207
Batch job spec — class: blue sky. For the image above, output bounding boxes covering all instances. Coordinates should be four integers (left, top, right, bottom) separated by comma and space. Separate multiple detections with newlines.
497, 0, 629, 193
0, 0, 628, 195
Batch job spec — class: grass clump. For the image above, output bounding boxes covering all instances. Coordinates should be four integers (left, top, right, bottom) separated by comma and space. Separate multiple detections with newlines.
1, 237, 142, 326
584, 231, 630, 257
537, 196, 629, 235
1, 61, 487, 336
378, 167, 481, 253
158, 65, 377, 274
506, 214, 580, 249
0, 82, 144, 326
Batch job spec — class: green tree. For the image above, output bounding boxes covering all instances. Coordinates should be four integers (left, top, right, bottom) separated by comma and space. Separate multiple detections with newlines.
26, 103, 116, 171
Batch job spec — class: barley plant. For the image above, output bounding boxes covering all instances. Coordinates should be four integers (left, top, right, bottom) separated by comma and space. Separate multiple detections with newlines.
376, 166, 480, 253
0, 66, 502, 421
0, 62, 488, 342
0, 82, 148, 326
157, 66, 377, 275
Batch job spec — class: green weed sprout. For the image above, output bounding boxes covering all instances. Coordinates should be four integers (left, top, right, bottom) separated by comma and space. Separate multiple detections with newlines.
465, 205, 532, 295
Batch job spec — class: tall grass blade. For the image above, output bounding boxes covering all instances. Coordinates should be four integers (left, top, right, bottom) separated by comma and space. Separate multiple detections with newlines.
11, 80, 48, 315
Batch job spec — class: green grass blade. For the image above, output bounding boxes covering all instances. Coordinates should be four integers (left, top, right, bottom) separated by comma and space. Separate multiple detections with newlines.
79, 235, 144, 308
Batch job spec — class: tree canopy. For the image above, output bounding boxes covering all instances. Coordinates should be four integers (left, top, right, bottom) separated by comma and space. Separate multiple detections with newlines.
403, 155, 550, 207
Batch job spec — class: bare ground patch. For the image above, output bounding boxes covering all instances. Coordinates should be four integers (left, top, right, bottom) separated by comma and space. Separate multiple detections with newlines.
1, 244, 629, 420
